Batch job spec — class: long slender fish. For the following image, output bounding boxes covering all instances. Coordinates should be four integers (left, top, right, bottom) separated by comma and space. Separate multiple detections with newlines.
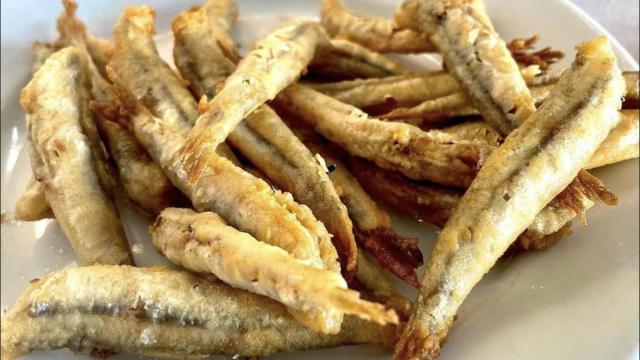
276, 83, 492, 188
320, 0, 434, 53
172, 0, 357, 278
151, 208, 398, 332
394, 36, 625, 359
55, 0, 181, 216
1, 265, 398, 360
20, 47, 133, 265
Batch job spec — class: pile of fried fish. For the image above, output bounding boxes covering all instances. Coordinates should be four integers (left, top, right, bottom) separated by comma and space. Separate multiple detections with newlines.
3, 0, 638, 359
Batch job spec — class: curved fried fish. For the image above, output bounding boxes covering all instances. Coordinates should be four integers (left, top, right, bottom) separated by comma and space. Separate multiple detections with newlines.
276, 84, 492, 188
20, 47, 132, 265
408, 0, 620, 271
172, 1, 238, 99
309, 38, 411, 80
394, 37, 625, 359
151, 208, 398, 332
320, 0, 434, 53
1, 265, 398, 360
172, 0, 357, 278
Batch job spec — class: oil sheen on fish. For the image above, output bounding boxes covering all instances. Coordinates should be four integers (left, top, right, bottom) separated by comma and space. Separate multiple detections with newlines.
394, 36, 625, 360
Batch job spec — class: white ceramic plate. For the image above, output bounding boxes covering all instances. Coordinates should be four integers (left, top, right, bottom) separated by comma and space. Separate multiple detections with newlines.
1, 1, 638, 359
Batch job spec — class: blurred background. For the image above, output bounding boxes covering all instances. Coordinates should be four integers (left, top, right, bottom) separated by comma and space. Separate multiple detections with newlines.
574, 0, 639, 60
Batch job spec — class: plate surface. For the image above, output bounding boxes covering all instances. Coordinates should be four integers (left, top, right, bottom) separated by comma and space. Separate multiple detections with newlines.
1, 1, 638, 359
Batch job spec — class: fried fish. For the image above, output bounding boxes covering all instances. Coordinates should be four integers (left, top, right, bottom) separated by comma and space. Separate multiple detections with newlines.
1, 265, 398, 360
394, 36, 625, 359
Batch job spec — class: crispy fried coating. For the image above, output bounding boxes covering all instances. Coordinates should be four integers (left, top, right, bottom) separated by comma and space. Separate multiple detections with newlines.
172, 1, 238, 99
110, 6, 340, 275
95, 114, 180, 215
1, 265, 398, 360
172, 1, 357, 278
309, 72, 461, 110
151, 208, 398, 332
394, 36, 625, 360
586, 110, 639, 168
20, 47, 133, 265
413, 0, 537, 135
55, 0, 118, 196
320, 0, 434, 53
309, 38, 411, 79
110, 5, 238, 163
295, 132, 423, 286
15, 43, 57, 222
276, 84, 492, 188
177, 21, 323, 183
56, 0, 180, 216
14, 179, 54, 221
348, 157, 595, 252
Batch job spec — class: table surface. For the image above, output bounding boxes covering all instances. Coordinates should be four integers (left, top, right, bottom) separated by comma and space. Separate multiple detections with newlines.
572, 0, 639, 61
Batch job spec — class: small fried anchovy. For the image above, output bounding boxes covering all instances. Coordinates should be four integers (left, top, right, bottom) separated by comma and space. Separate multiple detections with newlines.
1, 265, 398, 360
320, 0, 435, 53
309, 38, 411, 80
172, 0, 357, 279
20, 47, 133, 265
394, 36, 625, 360
276, 84, 492, 188
413, 0, 537, 135
151, 208, 398, 333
